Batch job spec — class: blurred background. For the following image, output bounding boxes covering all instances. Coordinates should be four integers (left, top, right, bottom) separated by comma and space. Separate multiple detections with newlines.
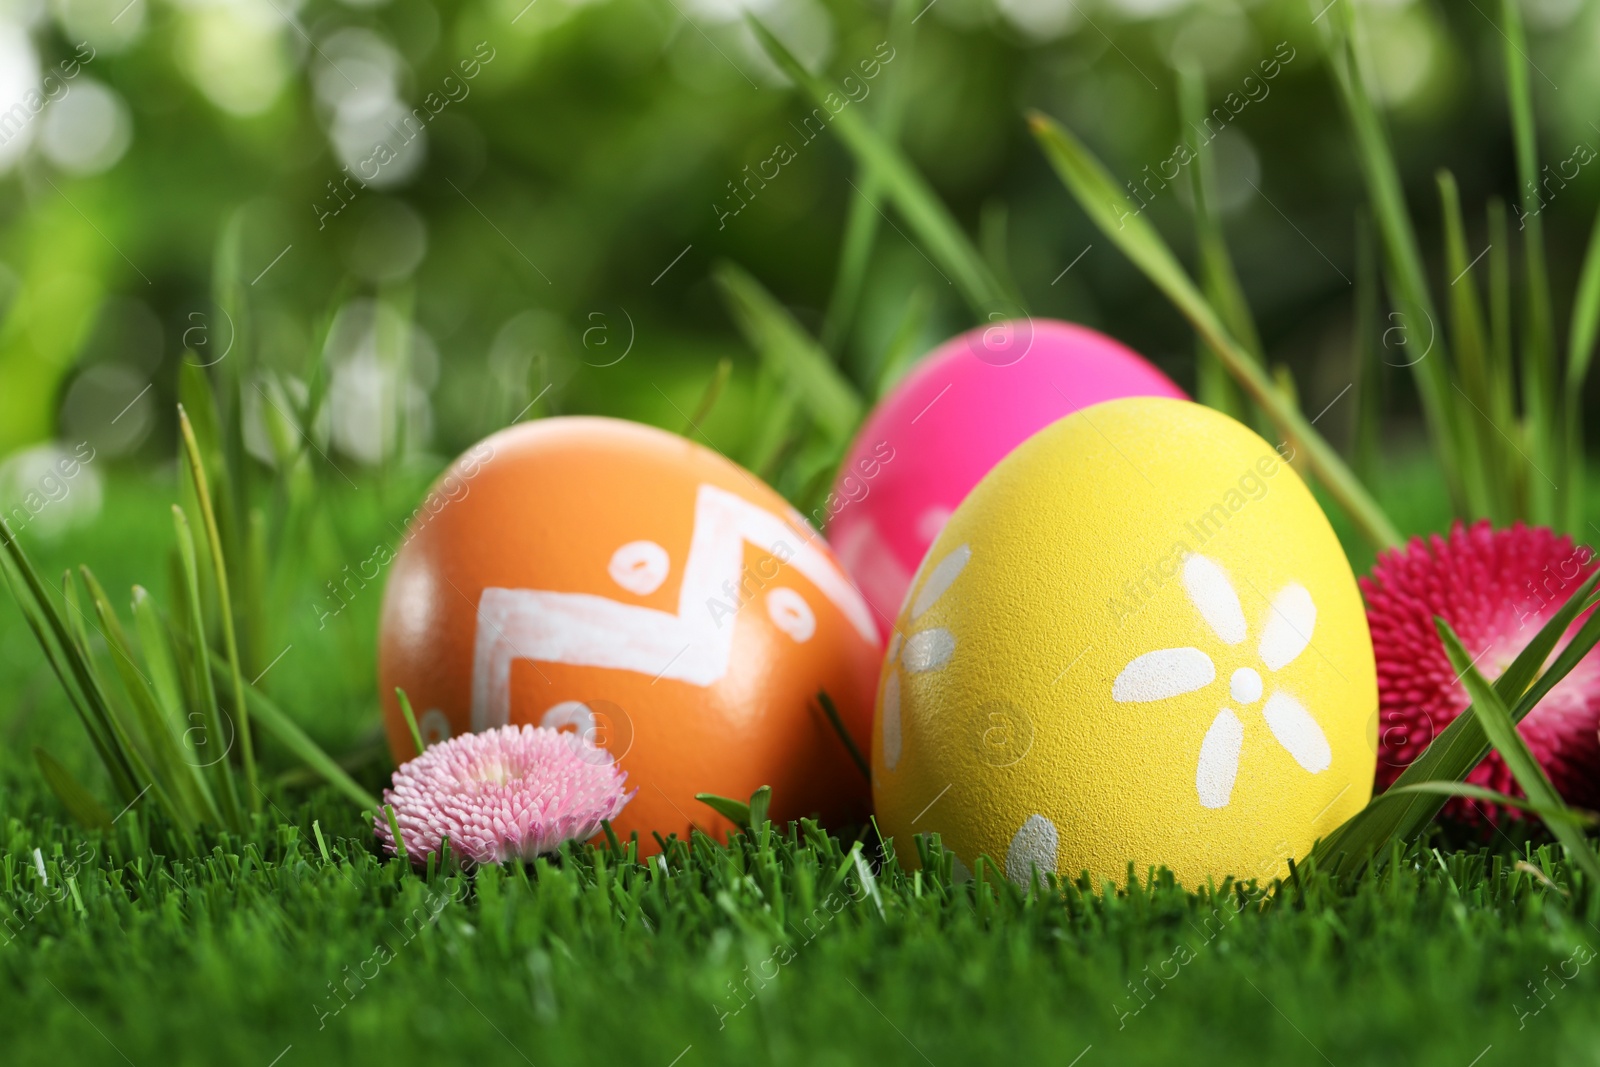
3, 0, 1599, 480
1, 0, 1597, 785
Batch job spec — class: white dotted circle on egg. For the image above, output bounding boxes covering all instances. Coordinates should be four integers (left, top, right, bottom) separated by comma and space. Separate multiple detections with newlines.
766, 587, 816, 643
608, 540, 670, 596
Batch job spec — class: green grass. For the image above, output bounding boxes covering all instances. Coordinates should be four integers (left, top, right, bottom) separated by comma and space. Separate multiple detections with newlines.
3, 459, 1599, 1066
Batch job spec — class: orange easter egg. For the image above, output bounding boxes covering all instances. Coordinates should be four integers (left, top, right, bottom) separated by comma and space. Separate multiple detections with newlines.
377, 416, 882, 848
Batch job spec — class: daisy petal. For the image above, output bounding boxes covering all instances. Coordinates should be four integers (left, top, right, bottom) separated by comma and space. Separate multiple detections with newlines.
903, 629, 956, 672
1196, 708, 1244, 808
1262, 690, 1332, 773
1112, 647, 1216, 703
1183, 555, 1247, 645
1259, 584, 1317, 671
911, 544, 971, 620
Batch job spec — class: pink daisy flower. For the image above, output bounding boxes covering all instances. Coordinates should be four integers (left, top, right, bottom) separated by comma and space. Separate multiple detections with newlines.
376, 724, 634, 864
1361, 520, 1600, 821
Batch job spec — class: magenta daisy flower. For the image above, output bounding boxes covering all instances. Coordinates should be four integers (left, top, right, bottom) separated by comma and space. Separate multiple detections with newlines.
376, 724, 634, 864
1361, 520, 1600, 820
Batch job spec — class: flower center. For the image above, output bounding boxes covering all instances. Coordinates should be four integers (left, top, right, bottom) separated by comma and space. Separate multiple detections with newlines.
1230, 667, 1263, 704
472, 760, 513, 787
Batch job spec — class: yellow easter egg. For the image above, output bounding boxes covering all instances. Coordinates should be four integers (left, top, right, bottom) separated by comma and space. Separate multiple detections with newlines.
872, 396, 1377, 888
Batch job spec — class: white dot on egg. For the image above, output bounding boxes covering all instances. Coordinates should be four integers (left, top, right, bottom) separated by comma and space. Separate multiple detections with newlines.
608, 540, 670, 595
881, 672, 902, 770
911, 544, 970, 620
903, 628, 955, 673
1004, 814, 1059, 888
766, 588, 816, 643
1229, 667, 1263, 705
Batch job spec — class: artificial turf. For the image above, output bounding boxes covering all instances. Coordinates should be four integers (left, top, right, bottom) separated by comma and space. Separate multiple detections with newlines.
1, 459, 1597, 1066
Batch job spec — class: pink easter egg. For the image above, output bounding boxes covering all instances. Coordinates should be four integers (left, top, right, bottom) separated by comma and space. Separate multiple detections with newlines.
827, 318, 1186, 632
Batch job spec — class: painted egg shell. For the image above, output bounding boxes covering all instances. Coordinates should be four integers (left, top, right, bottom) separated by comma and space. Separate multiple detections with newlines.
872, 397, 1377, 887
828, 318, 1184, 633
378, 417, 882, 847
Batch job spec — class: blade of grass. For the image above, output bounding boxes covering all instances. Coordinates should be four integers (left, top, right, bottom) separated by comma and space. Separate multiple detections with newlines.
1566, 206, 1600, 391
872, 285, 931, 399
241, 502, 269, 681
179, 405, 259, 808
713, 261, 863, 444
791, 435, 848, 519
0, 550, 131, 796
1027, 110, 1400, 550
683, 358, 733, 437
821, 0, 917, 356
208, 651, 380, 810
747, 785, 772, 831
746, 15, 1017, 318
742, 382, 799, 479
1502, 0, 1559, 528
695, 792, 752, 828
1312, 565, 1600, 878
979, 199, 1020, 306
0, 517, 141, 798
1502, 594, 1600, 717
1180, 64, 1256, 421
1317, 0, 1464, 511
1352, 213, 1383, 487
1437, 170, 1501, 520
59, 572, 165, 811
1372, 780, 1599, 828
132, 586, 221, 824
173, 504, 243, 828
1438, 619, 1600, 886
816, 689, 870, 783
131, 588, 186, 737
1487, 200, 1515, 415
1564, 206, 1600, 531
396, 687, 425, 761
33, 748, 112, 831
178, 364, 227, 504
1486, 199, 1525, 516
178, 359, 251, 662
384, 803, 409, 865
78, 568, 195, 829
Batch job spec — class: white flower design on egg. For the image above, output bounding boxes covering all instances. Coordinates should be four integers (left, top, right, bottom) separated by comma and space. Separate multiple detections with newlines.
1112, 554, 1331, 809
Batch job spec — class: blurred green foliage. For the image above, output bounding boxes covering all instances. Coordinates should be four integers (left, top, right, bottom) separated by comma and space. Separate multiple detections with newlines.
1, 0, 1598, 491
